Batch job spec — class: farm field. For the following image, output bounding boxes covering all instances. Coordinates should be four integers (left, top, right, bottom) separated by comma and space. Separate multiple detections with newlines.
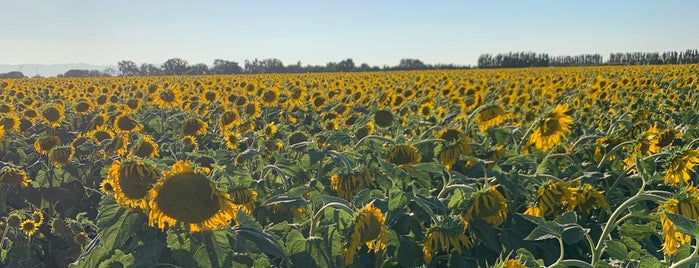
1, 64, 699, 267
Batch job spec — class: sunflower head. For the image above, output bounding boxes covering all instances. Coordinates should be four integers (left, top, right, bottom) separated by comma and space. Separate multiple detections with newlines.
423, 216, 472, 264
229, 188, 258, 214
567, 183, 609, 214
0, 166, 31, 187
49, 145, 75, 168
50, 218, 71, 238
182, 136, 199, 152
182, 117, 208, 136
148, 161, 237, 232
108, 159, 161, 210
343, 203, 387, 265
461, 185, 508, 226
373, 110, 394, 128
330, 166, 372, 200
114, 114, 142, 134
20, 219, 40, 237
219, 110, 241, 128
34, 135, 62, 155
438, 128, 472, 170
386, 144, 422, 167
664, 149, 699, 186
660, 198, 697, 256
527, 180, 575, 218
40, 104, 66, 128
475, 104, 506, 131
128, 135, 159, 159
528, 104, 573, 152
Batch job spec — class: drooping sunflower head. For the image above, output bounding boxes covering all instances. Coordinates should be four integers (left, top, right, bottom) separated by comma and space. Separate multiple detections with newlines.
219, 110, 241, 128
566, 183, 609, 214
385, 144, 422, 167
148, 161, 237, 232
660, 198, 697, 256
355, 121, 375, 140
422, 216, 472, 264
229, 188, 257, 214
49, 145, 75, 168
528, 103, 573, 152
108, 159, 161, 210
0, 113, 20, 133
438, 128, 472, 170
34, 135, 62, 155
40, 104, 66, 128
113, 114, 142, 134
475, 104, 506, 131
526, 180, 575, 218
664, 149, 699, 186
181, 117, 208, 136
128, 135, 159, 159
330, 165, 372, 200
87, 125, 115, 144
343, 203, 387, 265
71, 133, 94, 158
461, 185, 508, 226
0, 166, 31, 187
50, 218, 71, 238
73, 99, 93, 115
182, 135, 199, 152
287, 131, 308, 148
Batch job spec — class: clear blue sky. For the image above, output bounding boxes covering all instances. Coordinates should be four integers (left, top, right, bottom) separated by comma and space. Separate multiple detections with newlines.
3, 0, 698, 66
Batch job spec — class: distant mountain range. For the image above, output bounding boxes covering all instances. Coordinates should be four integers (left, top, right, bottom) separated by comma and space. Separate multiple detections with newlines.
0, 63, 116, 78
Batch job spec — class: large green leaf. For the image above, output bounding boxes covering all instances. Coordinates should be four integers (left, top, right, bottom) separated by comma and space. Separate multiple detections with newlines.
167, 229, 235, 268
96, 197, 144, 251
665, 213, 699, 237
388, 186, 408, 210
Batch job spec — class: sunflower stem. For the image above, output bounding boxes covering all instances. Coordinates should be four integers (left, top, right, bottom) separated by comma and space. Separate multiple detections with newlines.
354, 135, 395, 149
596, 140, 636, 169
591, 192, 667, 265
669, 238, 699, 268
310, 202, 354, 237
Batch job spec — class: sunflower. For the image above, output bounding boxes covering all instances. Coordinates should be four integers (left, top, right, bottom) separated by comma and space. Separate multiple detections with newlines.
525, 180, 575, 218
100, 179, 115, 195
242, 102, 261, 120
49, 145, 74, 168
87, 125, 115, 144
230, 188, 257, 214
528, 104, 573, 152
312, 95, 327, 110
287, 86, 306, 108
155, 87, 182, 109
107, 159, 161, 210
221, 130, 240, 151
219, 110, 242, 129
461, 185, 508, 226
386, 144, 422, 167
34, 135, 62, 155
373, 109, 394, 128
260, 86, 280, 107
475, 104, 506, 131
343, 203, 387, 265
0, 125, 4, 141
660, 197, 699, 256
40, 103, 66, 128
71, 133, 93, 158
148, 161, 238, 232
0, 166, 31, 187
50, 218, 71, 238
567, 183, 609, 214
623, 125, 660, 168
73, 232, 90, 246
182, 136, 199, 152
287, 131, 308, 147
73, 99, 93, 115
105, 134, 129, 157
0, 113, 20, 133
261, 122, 277, 138
664, 149, 699, 186
181, 117, 208, 136
128, 135, 159, 159
331, 166, 372, 200
20, 219, 39, 237
594, 137, 622, 162
355, 122, 375, 141
438, 128, 472, 170
114, 114, 142, 134
422, 217, 472, 264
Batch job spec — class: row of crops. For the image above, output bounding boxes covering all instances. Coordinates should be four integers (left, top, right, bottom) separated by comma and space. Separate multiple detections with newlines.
1, 65, 698, 267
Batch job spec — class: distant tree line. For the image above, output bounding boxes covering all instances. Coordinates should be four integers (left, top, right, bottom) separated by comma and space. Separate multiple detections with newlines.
478, 49, 699, 68
0, 71, 26, 78
114, 58, 471, 76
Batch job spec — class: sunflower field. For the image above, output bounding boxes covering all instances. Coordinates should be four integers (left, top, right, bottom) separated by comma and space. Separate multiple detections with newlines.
1, 64, 699, 267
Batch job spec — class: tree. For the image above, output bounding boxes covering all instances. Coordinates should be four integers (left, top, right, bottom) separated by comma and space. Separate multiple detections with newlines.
397, 58, 426, 70
118, 60, 140, 76
0, 71, 26, 78
187, 63, 209, 75
161, 58, 189, 75
140, 63, 163, 76
211, 59, 242, 74
337, 58, 356, 72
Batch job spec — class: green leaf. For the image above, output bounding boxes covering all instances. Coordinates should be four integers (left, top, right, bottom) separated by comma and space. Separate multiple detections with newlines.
412, 162, 445, 174
168, 229, 236, 268
260, 194, 310, 209
561, 226, 585, 245
555, 211, 577, 225
236, 210, 263, 230
446, 188, 466, 210
618, 221, 657, 240
286, 229, 306, 256
389, 186, 408, 210
605, 240, 628, 260
520, 213, 563, 240
621, 236, 642, 253
96, 197, 144, 251
638, 255, 661, 268
97, 249, 134, 268
234, 227, 286, 258
665, 213, 699, 237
